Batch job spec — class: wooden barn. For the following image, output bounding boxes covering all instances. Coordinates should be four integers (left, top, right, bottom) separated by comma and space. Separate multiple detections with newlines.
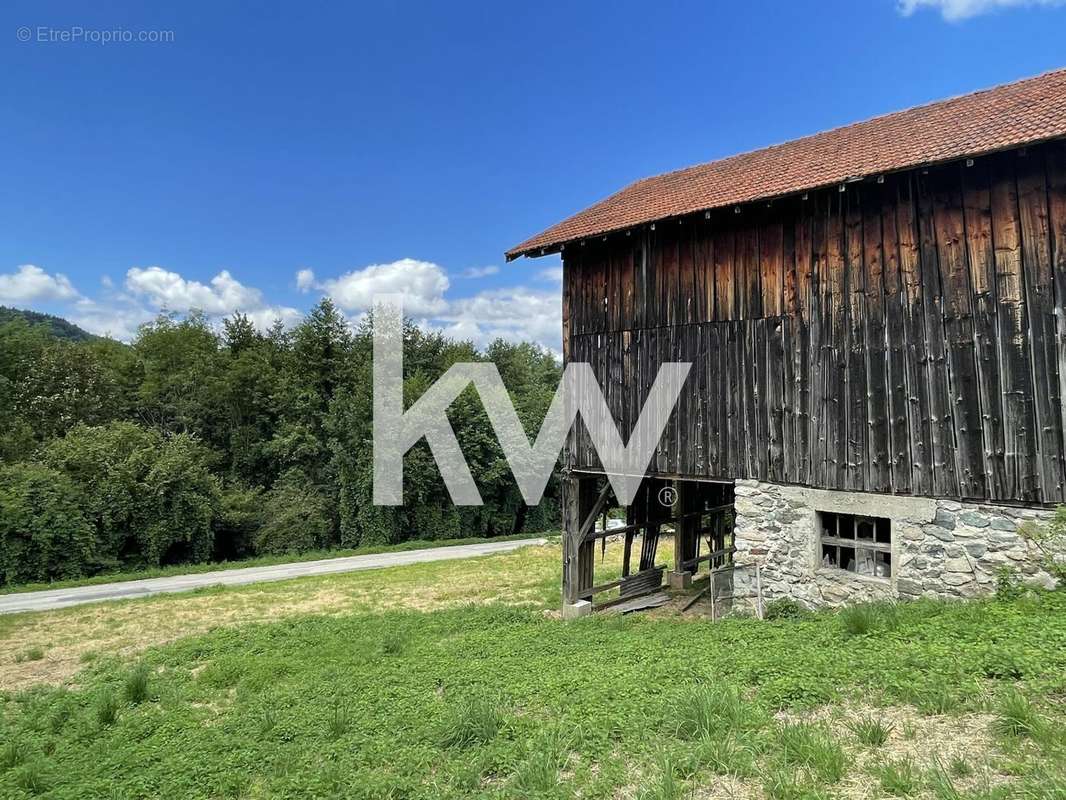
507, 68, 1066, 615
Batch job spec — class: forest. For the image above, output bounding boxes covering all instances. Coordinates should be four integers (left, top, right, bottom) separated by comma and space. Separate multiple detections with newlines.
0, 302, 562, 586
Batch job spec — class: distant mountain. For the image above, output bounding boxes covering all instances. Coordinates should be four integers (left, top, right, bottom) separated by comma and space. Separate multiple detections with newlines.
0, 306, 102, 343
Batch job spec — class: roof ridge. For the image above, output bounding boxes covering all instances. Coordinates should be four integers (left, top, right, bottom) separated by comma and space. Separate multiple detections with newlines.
508, 66, 1066, 259
634, 66, 1066, 186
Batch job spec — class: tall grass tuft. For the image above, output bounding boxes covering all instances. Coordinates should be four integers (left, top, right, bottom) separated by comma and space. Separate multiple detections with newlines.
438, 696, 504, 748
0, 739, 28, 771
672, 684, 765, 740
847, 716, 893, 747
992, 691, 1044, 739
840, 602, 898, 636
257, 707, 279, 737
379, 629, 410, 656
14, 761, 49, 795
910, 685, 958, 716
14, 647, 44, 664
777, 723, 847, 784
326, 702, 351, 740
123, 664, 151, 705
870, 757, 922, 796
636, 751, 685, 800
762, 767, 833, 800
509, 729, 569, 797
926, 762, 962, 800
95, 691, 120, 728
696, 735, 758, 777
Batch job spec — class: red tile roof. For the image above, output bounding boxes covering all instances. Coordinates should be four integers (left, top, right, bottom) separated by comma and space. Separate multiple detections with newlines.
507, 68, 1066, 260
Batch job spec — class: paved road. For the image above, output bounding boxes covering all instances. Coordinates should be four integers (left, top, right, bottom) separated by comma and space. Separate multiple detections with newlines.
0, 538, 549, 615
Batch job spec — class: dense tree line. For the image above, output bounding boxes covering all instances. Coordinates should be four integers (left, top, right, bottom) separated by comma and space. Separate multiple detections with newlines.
0, 301, 561, 585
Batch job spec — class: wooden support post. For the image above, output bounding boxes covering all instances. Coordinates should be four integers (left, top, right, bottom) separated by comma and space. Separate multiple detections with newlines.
670, 480, 698, 588
561, 474, 596, 615
755, 563, 765, 621
622, 504, 635, 578
710, 570, 717, 621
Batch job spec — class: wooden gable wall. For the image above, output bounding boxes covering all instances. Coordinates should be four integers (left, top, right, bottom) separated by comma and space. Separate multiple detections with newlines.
564, 140, 1066, 504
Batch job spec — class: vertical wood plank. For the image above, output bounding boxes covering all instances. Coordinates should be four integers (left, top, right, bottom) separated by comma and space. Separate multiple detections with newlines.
761, 218, 784, 317
794, 204, 813, 486
897, 175, 933, 496
932, 167, 987, 499
863, 185, 891, 493
989, 154, 1039, 502
845, 189, 868, 491
881, 179, 912, 493
782, 218, 798, 482
810, 194, 830, 487
916, 171, 959, 496
737, 224, 760, 319
962, 159, 1008, 500
826, 192, 848, 489
1017, 149, 1066, 502
1045, 141, 1066, 500
714, 229, 735, 322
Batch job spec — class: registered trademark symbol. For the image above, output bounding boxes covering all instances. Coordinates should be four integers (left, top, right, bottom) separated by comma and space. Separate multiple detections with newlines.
657, 485, 677, 507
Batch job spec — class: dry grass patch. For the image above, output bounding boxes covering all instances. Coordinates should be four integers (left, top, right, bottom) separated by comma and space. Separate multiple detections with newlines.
772, 702, 1008, 799
0, 542, 560, 690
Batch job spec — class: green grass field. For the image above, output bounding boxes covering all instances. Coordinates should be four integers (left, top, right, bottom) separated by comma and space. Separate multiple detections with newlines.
1, 541, 1065, 799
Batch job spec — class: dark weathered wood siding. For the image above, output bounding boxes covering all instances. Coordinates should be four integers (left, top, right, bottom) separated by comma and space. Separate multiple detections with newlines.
565, 141, 1066, 505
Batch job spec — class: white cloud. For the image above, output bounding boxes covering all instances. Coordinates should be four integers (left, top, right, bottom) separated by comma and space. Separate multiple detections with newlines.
460, 265, 499, 279
120, 265, 302, 334
438, 286, 561, 352
538, 266, 564, 284
125, 267, 263, 315
899, 0, 1065, 19
0, 264, 81, 304
314, 258, 450, 317
67, 297, 154, 342
6, 256, 563, 351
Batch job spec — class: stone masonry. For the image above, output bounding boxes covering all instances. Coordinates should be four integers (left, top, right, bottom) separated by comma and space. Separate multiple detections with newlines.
730, 479, 1057, 609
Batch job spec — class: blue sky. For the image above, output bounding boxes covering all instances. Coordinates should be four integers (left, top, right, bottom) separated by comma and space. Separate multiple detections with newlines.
2, 0, 1065, 348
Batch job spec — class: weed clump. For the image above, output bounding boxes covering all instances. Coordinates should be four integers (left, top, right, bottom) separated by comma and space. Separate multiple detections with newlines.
993, 691, 1044, 739
123, 664, 151, 705
95, 691, 120, 728
672, 684, 766, 740
0, 739, 28, 772
870, 757, 922, 796
438, 696, 504, 748
776, 723, 847, 784
14, 647, 44, 664
326, 702, 351, 740
764, 598, 811, 621
840, 602, 898, 636
847, 716, 893, 747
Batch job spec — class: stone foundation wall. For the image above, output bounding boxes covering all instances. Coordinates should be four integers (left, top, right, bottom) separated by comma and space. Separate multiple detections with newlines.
730, 479, 1057, 609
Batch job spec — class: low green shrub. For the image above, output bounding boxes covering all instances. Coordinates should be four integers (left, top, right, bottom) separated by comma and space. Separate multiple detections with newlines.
764, 598, 811, 621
